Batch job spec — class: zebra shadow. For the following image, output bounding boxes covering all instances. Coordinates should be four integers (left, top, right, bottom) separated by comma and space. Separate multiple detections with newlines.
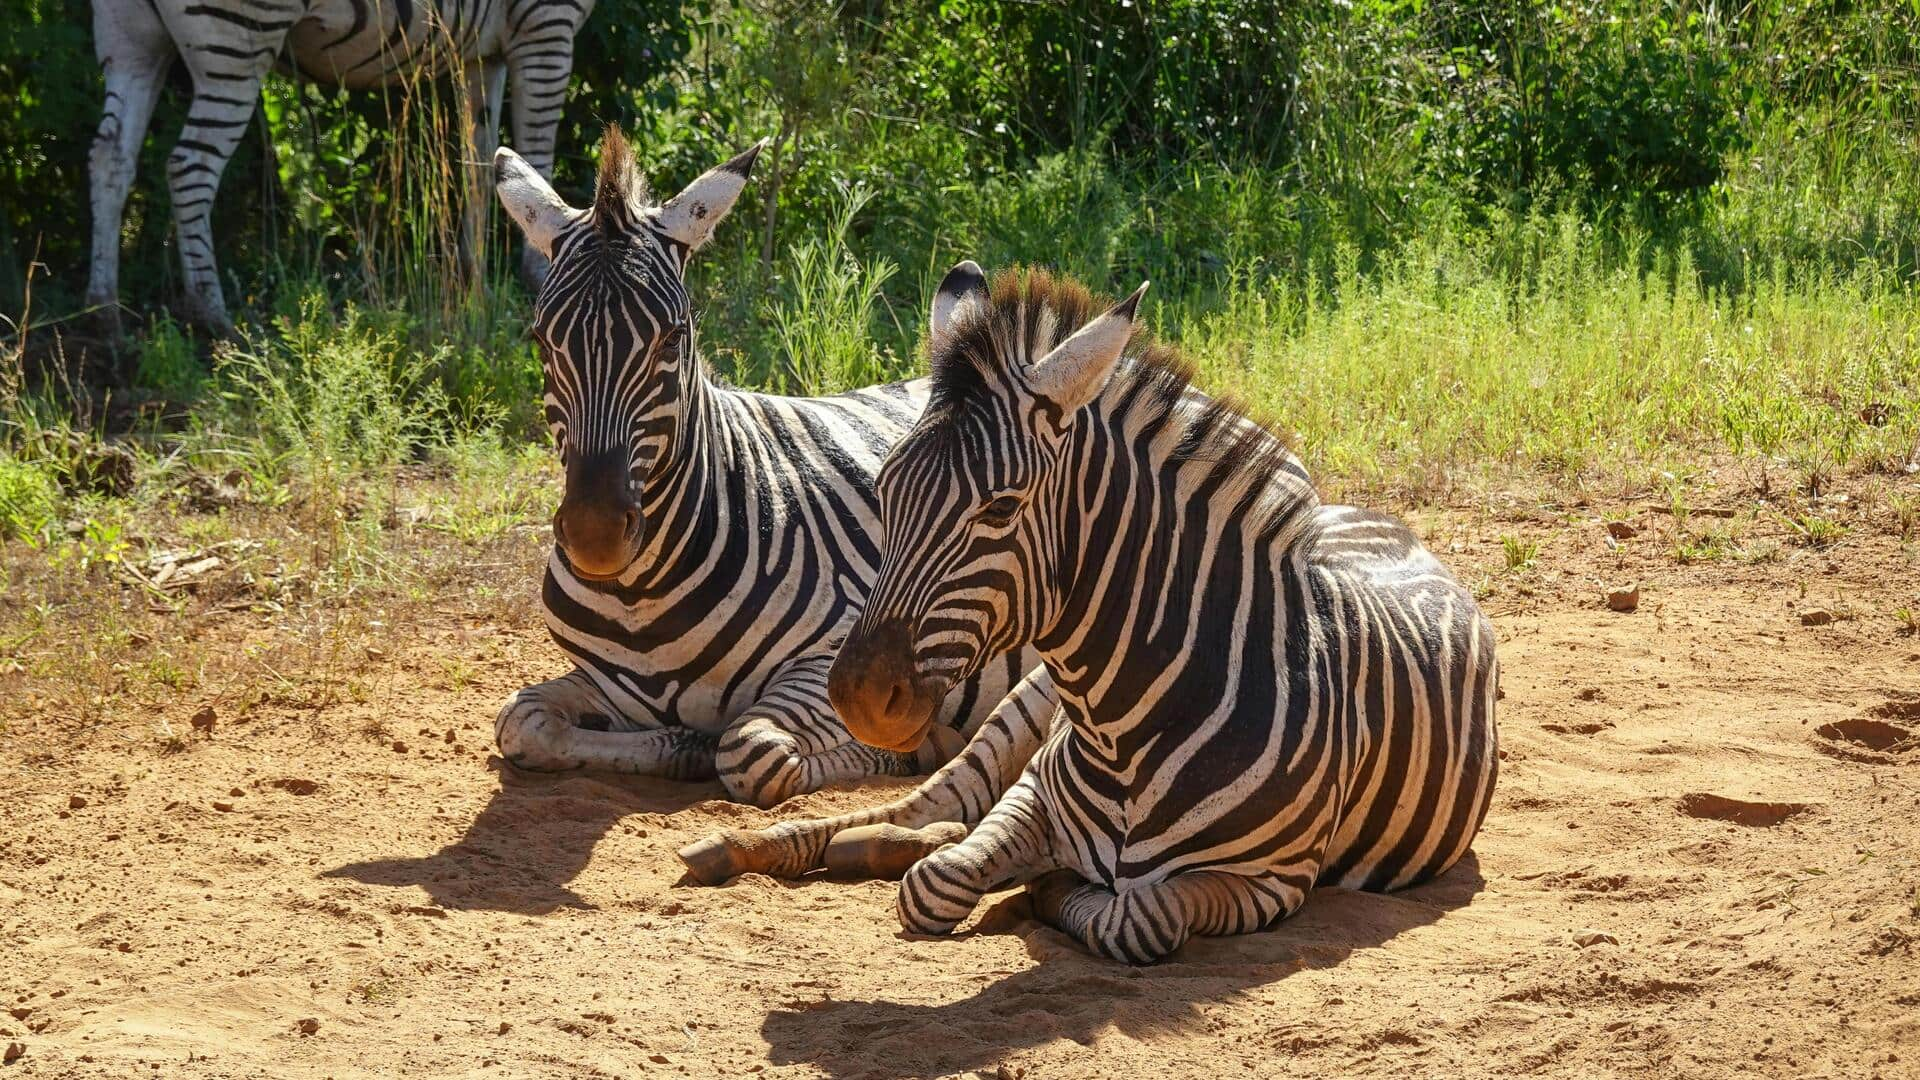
759, 854, 1486, 1079
322, 757, 722, 915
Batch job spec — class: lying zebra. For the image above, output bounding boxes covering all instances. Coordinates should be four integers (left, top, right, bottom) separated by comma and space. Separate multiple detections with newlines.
489, 131, 1041, 809
688, 267, 1499, 962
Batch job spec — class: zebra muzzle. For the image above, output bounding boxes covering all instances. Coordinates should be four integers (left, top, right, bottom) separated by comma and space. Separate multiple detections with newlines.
828, 625, 942, 752
553, 456, 643, 579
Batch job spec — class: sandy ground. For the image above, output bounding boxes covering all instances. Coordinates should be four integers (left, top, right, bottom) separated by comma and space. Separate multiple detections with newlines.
4, 503, 1920, 1079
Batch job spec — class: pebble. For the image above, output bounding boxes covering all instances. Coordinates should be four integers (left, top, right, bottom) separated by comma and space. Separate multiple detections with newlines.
67, 795, 87, 810
190, 707, 216, 733
1605, 584, 1640, 613
3, 1042, 22, 1064
1604, 520, 1638, 540
1574, 929, 1618, 948
295, 1018, 319, 1036
1801, 608, 1833, 626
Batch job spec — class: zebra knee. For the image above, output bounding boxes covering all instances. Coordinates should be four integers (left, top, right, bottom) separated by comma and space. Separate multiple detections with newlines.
715, 720, 804, 809
895, 850, 980, 936
494, 688, 577, 771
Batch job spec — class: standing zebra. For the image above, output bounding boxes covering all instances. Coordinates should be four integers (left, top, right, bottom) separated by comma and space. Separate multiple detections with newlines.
488, 130, 1045, 810
809, 266, 1499, 963
87, 0, 596, 328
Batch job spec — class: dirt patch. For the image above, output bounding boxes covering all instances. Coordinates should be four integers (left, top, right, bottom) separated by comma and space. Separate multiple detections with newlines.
4, 503, 1920, 1078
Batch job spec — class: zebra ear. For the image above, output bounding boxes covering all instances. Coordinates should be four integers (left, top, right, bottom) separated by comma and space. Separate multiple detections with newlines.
495, 146, 580, 258
930, 260, 988, 338
1027, 282, 1149, 413
654, 139, 766, 252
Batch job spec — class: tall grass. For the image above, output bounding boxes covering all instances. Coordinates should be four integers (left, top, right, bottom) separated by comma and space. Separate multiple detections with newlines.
767, 185, 901, 394
1174, 219, 1920, 498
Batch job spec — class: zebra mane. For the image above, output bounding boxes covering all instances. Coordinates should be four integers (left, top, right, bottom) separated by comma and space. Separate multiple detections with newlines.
927, 268, 1316, 538
593, 126, 650, 237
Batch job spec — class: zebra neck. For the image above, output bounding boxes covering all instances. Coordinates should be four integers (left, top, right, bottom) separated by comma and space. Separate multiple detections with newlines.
1033, 396, 1321, 734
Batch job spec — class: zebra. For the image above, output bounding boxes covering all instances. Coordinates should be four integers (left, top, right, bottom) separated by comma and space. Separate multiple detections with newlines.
87, 0, 596, 329
488, 129, 1045, 812
790, 266, 1500, 963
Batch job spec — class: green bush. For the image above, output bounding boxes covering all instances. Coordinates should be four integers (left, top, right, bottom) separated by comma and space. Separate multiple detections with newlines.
0, 451, 59, 541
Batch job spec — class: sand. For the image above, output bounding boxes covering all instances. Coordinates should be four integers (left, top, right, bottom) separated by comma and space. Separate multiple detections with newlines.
4, 505, 1919, 1078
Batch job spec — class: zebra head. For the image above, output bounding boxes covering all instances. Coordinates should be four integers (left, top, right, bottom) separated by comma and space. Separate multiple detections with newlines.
493, 129, 762, 580
829, 266, 1147, 752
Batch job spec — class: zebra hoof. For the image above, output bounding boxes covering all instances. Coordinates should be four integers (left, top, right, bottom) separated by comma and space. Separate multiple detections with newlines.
824, 822, 968, 880
676, 834, 746, 885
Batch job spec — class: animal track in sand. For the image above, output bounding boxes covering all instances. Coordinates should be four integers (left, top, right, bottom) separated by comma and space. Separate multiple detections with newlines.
1676, 793, 1813, 827
1813, 698, 1917, 763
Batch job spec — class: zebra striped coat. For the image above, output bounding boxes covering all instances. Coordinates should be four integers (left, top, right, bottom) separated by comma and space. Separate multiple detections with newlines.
489, 132, 1040, 810
87, 0, 594, 327
817, 267, 1499, 962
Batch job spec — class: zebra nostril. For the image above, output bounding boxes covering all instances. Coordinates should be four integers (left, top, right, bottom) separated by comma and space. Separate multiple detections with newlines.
882, 679, 909, 720
552, 512, 568, 548
622, 509, 638, 539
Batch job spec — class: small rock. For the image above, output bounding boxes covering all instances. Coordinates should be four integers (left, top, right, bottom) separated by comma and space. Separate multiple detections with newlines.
6, 1008, 28, 1021
649, 1055, 671, 1065
212, 801, 234, 813
1801, 608, 1833, 627
391, 740, 408, 754
228, 787, 244, 797
1605, 584, 1640, 613
1574, 929, 1618, 948
1604, 520, 1638, 540
3, 1042, 22, 1064
67, 795, 87, 810
295, 1018, 319, 1036
497, 1021, 511, 1035
365, 646, 388, 661
190, 707, 216, 734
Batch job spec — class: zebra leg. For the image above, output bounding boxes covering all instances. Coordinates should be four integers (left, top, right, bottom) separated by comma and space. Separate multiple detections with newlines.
896, 769, 1058, 935
168, 25, 285, 331
458, 57, 507, 285
678, 667, 1058, 883
1028, 869, 1308, 964
495, 668, 716, 778
712, 655, 938, 810
504, 27, 580, 289
86, 0, 174, 327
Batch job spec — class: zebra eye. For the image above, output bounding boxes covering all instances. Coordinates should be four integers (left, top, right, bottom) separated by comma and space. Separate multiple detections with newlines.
976, 493, 1024, 526
655, 324, 687, 356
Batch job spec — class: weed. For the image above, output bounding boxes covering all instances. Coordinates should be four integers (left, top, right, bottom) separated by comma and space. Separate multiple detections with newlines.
1501, 535, 1540, 572
1891, 493, 1917, 541
136, 316, 203, 401
1786, 513, 1848, 549
1674, 529, 1735, 565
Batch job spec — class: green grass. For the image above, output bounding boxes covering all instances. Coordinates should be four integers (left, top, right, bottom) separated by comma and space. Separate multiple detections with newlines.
1169, 228, 1920, 498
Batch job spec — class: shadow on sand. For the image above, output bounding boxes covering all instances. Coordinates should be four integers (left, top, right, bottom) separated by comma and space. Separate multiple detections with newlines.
323, 757, 723, 914
760, 854, 1487, 1079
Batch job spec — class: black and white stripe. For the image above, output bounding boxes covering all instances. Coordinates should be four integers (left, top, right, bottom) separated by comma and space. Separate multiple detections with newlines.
806, 266, 1498, 962
86, 0, 595, 327
489, 133, 1043, 810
